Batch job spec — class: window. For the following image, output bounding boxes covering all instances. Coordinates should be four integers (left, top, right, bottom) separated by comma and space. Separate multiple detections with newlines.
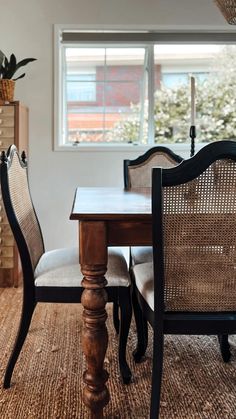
67, 72, 96, 102
54, 28, 236, 149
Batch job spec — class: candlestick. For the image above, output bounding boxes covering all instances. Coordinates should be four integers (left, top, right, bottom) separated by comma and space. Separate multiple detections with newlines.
190, 125, 196, 157
190, 76, 196, 126
190, 76, 196, 157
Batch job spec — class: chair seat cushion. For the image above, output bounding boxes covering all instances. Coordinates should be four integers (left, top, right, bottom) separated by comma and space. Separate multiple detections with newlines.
35, 247, 130, 288
131, 246, 153, 265
132, 262, 154, 310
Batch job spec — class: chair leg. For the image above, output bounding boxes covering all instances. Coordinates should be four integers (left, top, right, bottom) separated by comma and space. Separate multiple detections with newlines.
218, 334, 231, 363
150, 330, 164, 419
4, 299, 36, 388
118, 289, 132, 384
113, 302, 120, 334
132, 288, 148, 363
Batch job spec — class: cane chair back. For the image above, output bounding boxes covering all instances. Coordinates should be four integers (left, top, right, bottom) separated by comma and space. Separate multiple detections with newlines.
124, 146, 183, 189
160, 158, 236, 312
1, 146, 44, 276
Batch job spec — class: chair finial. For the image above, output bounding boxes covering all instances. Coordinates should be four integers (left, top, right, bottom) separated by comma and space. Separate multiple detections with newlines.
0, 151, 7, 163
21, 151, 27, 164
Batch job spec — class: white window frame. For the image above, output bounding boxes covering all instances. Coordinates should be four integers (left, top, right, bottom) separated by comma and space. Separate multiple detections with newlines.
54, 25, 236, 152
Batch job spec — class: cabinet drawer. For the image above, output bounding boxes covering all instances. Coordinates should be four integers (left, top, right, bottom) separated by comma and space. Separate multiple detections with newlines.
0, 117, 14, 127
0, 257, 14, 268
0, 247, 13, 257
0, 236, 14, 246
0, 213, 8, 224
0, 138, 15, 149
0, 128, 14, 138
0, 106, 14, 117
0, 204, 9, 227
0, 224, 12, 235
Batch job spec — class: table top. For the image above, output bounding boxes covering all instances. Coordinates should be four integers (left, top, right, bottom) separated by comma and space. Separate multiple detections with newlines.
70, 187, 152, 221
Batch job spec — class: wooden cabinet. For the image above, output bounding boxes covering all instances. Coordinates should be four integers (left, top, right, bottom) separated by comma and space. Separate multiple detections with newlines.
0, 101, 28, 286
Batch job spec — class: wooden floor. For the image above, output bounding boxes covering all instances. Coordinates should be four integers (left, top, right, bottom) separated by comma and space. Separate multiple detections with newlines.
0, 287, 236, 418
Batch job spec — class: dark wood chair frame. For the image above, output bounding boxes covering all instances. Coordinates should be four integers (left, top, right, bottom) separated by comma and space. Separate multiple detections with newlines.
0, 146, 132, 388
133, 140, 236, 418
116, 146, 183, 362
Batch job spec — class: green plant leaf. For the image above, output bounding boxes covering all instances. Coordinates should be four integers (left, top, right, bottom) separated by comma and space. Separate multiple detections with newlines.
15, 58, 37, 70
10, 54, 16, 66
0, 65, 4, 79
0, 52, 36, 80
5, 54, 17, 79
0, 63, 7, 79
13, 73, 25, 81
4, 56, 8, 67
0, 50, 5, 72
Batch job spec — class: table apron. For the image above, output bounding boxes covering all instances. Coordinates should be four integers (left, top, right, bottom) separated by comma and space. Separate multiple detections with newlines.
107, 220, 152, 246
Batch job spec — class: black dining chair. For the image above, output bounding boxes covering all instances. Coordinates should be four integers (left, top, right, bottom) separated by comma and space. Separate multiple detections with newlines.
132, 140, 236, 417
0, 145, 132, 387
118, 146, 183, 361
124, 146, 183, 267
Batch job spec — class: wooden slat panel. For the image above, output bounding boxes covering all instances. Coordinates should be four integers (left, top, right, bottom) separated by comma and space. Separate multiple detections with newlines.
0, 102, 28, 286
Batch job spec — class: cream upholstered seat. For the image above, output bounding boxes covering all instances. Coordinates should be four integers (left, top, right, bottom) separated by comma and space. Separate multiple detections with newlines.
124, 146, 183, 266
131, 141, 236, 418
35, 247, 130, 288
130, 247, 153, 266
0, 145, 132, 389
132, 262, 154, 310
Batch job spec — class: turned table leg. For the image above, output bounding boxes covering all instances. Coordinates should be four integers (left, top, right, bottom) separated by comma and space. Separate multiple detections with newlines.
79, 221, 109, 418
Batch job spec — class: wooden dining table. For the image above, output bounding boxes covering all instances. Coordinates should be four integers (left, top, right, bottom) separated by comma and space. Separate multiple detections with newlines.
70, 187, 152, 418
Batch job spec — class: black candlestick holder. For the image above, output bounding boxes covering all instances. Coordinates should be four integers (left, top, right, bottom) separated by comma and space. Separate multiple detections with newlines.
190, 125, 196, 157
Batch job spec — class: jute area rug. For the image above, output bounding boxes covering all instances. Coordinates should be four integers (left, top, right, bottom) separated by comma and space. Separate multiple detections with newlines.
0, 287, 236, 419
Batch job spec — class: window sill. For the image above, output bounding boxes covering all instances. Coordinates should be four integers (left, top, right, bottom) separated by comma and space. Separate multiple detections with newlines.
54, 142, 204, 153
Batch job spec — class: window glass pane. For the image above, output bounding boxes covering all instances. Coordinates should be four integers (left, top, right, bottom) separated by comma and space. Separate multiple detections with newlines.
67, 79, 96, 102
66, 48, 105, 80
105, 48, 145, 81
68, 110, 105, 143
104, 81, 142, 143
64, 46, 146, 144
153, 44, 236, 144
104, 112, 141, 143
162, 73, 188, 88
67, 80, 104, 144
104, 81, 141, 106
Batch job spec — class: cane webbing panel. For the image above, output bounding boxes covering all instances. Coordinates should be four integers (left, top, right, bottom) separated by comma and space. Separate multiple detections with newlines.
215, 0, 236, 25
8, 152, 44, 271
128, 153, 179, 188
162, 159, 236, 312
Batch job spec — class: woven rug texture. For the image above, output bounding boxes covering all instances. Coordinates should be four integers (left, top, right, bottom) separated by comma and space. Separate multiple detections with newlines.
0, 288, 236, 418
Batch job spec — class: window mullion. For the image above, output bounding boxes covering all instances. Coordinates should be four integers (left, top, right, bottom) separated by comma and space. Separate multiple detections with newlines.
147, 45, 155, 146
103, 48, 107, 143
138, 47, 148, 145
62, 47, 68, 145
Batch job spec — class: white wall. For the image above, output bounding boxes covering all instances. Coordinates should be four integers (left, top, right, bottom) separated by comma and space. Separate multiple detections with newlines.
0, 0, 233, 249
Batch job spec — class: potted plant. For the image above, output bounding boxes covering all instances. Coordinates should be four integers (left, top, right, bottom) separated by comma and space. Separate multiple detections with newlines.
0, 50, 36, 102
